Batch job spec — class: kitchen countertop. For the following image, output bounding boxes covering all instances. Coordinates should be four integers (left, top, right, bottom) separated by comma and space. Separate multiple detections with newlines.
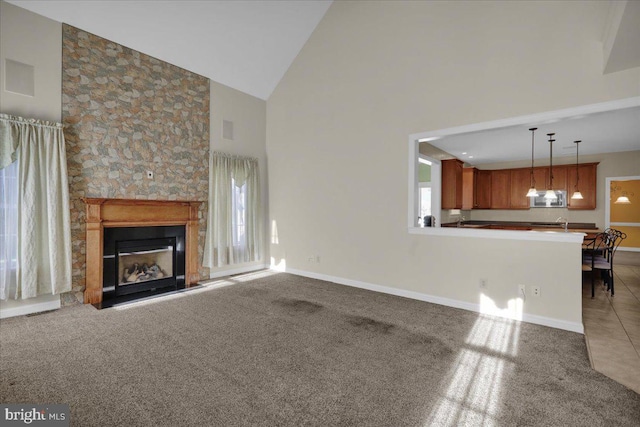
441, 220, 598, 233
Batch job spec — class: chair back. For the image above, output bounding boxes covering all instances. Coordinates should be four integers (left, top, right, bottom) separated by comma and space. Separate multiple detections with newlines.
607, 229, 627, 264
584, 229, 625, 268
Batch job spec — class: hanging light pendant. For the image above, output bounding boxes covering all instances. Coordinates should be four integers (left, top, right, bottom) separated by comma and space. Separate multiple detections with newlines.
526, 127, 538, 197
571, 140, 583, 200
615, 195, 631, 204
544, 133, 557, 200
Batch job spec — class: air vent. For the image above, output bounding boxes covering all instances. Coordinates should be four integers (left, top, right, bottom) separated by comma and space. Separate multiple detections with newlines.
5, 59, 35, 97
222, 119, 234, 141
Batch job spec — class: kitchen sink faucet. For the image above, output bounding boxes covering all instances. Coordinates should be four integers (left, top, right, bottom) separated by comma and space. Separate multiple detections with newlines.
556, 216, 568, 232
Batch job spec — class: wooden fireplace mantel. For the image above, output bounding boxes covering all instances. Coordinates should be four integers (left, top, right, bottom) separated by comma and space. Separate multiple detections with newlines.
83, 198, 202, 304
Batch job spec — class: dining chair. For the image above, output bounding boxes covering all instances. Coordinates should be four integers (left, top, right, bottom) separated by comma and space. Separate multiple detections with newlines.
582, 229, 626, 298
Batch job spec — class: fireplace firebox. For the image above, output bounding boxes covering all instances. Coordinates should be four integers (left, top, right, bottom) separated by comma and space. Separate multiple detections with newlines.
103, 226, 186, 301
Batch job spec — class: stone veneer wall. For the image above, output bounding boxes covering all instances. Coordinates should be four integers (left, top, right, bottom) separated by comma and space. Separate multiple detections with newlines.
62, 24, 210, 303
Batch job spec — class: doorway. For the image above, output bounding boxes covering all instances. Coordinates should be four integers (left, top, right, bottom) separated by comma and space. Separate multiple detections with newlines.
606, 176, 640, 252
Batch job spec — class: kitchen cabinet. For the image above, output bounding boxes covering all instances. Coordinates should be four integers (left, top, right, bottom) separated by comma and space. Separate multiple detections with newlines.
462, 168, 477, 210
490, 169, 511, 209
463, 168, 492, 210
442, 159, 463, 209
445, 160, 597, 211
509, 168, 531, 209
533, 167, 548, 192
550, 165, 567, 191
532, 165, 567, 191
476, 170, 492, 208
567, 163, 598, 209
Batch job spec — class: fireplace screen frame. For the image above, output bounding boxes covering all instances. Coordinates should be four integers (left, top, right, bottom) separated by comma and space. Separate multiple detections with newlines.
103, 225, 186, 301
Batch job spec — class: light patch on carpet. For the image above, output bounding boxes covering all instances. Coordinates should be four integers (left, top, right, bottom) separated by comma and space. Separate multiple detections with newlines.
426, 315, 521, 425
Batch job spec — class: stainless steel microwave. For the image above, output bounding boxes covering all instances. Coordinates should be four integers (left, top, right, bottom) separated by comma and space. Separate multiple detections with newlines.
530, 190, 567, 208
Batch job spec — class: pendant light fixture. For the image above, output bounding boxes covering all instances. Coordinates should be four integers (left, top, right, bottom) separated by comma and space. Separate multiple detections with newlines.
571, 140, 583, 200
526, 127, 538, 197
611, 184, 633, 204
544, 133, 557, 200
615, 195, 632, 204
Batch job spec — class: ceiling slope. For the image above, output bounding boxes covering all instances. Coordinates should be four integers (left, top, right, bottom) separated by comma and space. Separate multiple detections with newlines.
7, 0, 332, 100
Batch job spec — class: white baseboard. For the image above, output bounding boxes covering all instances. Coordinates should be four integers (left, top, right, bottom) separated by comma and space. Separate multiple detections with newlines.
284, 268, 584, 334
208, 263, 269, 280
0, 295, 61, 319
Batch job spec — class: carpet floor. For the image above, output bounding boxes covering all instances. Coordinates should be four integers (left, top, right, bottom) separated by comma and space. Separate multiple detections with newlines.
1, 271, 639, 426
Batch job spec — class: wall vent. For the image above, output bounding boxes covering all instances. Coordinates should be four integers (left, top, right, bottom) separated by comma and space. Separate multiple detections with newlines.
5, 59, 35, 97
222, 119, 234, 141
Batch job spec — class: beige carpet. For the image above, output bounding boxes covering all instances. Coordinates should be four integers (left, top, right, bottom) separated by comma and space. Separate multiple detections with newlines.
1, 271, 639, 426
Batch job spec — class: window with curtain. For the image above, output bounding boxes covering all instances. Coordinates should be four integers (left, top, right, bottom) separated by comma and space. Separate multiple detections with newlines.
0, 114, 72, 300
203, 152, 261, 268
0, 161, 19, 299
231, 177, 247, 251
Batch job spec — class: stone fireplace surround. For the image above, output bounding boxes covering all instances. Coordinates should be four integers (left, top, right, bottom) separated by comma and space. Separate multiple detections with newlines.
83, 198, 201, 304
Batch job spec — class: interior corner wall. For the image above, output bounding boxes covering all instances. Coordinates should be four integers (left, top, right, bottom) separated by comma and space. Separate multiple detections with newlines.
266, 1, 640, 329
209, 80, 269, 277
0, 1, 63, 315
62, 24, 210, 300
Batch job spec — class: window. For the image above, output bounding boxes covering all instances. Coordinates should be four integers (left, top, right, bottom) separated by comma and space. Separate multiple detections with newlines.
0, 160, 19, 298
204, 153, 262, 268
231, 178, 247, 249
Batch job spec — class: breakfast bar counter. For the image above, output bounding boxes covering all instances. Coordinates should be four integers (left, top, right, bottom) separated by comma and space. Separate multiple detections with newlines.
441, 220, 599, 233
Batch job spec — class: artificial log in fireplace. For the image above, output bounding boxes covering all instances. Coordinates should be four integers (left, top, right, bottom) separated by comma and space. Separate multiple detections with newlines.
83, 198, 201, 305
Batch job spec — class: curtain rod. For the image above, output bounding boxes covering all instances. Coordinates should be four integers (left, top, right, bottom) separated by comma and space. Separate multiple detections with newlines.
213, 151, 258, 162
0, 113, 63, 129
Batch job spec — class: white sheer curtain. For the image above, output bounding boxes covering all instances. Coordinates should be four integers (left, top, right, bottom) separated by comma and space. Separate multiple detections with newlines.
0, 114, 72, 300
203, 152, 261, 268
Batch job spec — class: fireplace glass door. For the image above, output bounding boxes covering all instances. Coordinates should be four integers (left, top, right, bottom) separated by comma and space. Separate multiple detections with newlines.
115, 237, 176, 296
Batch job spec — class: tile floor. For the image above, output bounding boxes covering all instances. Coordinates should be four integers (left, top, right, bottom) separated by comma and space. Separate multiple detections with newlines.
582, 259, 640, 394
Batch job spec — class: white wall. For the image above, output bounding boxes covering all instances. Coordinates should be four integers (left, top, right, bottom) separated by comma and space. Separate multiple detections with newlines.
0, 0, 62, 316
209, 80, 269, 277
266, 1, 640, 331
0, 1, 61, 122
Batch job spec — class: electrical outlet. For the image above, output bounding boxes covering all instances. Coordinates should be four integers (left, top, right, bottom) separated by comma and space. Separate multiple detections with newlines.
533, 286, 541, 297
479, 279, 488, 289
518, 284, 526, 297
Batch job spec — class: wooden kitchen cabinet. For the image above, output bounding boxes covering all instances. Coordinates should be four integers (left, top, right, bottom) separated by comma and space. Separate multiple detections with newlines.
476, 170, 492, 208
550, 165, 567, 191
462, 167, 476, 210
442, 159, 463, 209
533, 165, 567, 191
567, 163, 598, 209
533, 167, 548, 192
463, 167, 492, 210
490, 169, 511, 209
509, 168, 531, 209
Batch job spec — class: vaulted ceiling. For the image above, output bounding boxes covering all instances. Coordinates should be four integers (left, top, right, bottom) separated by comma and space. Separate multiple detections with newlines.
7, 1, 640, 164
7, 0, 332, 100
